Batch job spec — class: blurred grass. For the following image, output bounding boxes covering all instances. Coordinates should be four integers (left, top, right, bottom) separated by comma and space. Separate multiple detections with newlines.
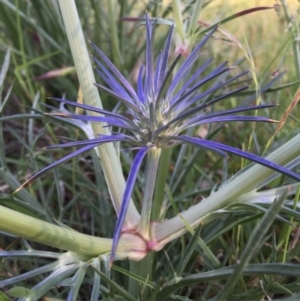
0, 0, 300, 300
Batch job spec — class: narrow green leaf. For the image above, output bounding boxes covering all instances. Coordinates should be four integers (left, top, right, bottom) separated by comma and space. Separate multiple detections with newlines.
280, 293, 300, 301
7, 286, 34, 298
0, 169, 47, 218
282, 184, 300, 261
91, 265, 136, 301
179, 214, 221, 268
234, 79, 300, 96
155, 263, 300, 299
164, 250, 177, 277
0, 291, 11, 301
0, 0, 66, 52
0, 49, 10, 90
214, 189, 288, 301
177, 224, 202, 276
112, 265, 155, 289
91, 258, 101, 301
197, 6, 277, 36
67, 263, 88, 301
227, 202, 292, 226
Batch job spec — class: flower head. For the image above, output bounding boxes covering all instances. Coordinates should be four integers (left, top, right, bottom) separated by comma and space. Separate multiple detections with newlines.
18, 15, 300, 263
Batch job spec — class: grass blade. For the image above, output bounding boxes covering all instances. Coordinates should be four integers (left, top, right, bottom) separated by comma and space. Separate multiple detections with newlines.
214, 188, 288, 301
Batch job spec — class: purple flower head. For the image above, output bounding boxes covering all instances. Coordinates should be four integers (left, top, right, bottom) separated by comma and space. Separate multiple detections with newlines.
19, 14, 300, 262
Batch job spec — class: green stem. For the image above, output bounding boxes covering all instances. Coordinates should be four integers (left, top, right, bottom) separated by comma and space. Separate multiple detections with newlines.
138, 148, 161, 239
128, 252, 154, 299
187, 0, 204, 36
107, 0, 122, 70
153, 132, 300, 248
152, 148, 172, 221
172, 0, 185, 40
0, 205, 146, 259
129, 149, 161, 299
57, 0, 140, 228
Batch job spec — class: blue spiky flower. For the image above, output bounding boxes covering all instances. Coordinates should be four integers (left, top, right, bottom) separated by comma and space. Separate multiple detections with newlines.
19, 15, 300, 262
